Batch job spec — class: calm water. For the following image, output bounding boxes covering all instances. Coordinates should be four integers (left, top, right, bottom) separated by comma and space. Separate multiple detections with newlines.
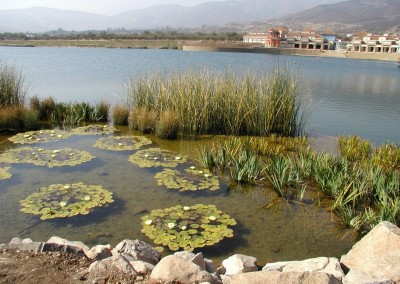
0, 46, 398, 263
1, 46, 399, 144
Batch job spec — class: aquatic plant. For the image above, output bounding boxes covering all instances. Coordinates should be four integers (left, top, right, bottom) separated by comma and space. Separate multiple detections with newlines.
29, 96, 56, 121
155, 167, 220, 191
155, 110, 179, 139
0, 147, 95, 167
125, 68, 309, 138
8, 129, 71, 144
338, 135, 371, 163
371, 143, 400, 171
20, 182, 113, 220
263, 154, 302, 199
0, 167, 12, 180
71, 124, 116, 135
112, 104, 130, 125
93, 135, 152, 151
128, 148, 187, 168
141, 204, 236, 251
0, 62, 27, 108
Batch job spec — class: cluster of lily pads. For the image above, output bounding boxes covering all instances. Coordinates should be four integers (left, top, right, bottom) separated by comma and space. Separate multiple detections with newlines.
129, 148, 187, 168
155, 167, 220, 191
70, 124, 116, 135
19, 182, 114, 220
8, 129, 71, 144
141, 204, 236, 251
93, 135, 152, 151
0, 167, 12, 180
0, 147, 95, 167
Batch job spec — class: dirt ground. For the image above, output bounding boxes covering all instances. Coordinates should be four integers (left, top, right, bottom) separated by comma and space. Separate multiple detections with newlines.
0, 248, 149, 284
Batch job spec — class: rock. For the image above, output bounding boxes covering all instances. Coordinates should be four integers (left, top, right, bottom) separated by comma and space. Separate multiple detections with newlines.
10, 238, 22, 244
150, 255, 221, 284
342, 270, 394, 284
21, 238, 33, 244
229, 270, 341, 284
222, 254, 258, 276
263, 257, 344, 280
129, 260, 154, 275
340, 221, 400, 282
46, 236, 89, 252
2, 242, 44, 253
221, 274, 232, 284
174, 251, 195, 260
192, 252, 206, 271
86, 244, 112, 260
114, 239, 160, 265
88, 254, 137, 277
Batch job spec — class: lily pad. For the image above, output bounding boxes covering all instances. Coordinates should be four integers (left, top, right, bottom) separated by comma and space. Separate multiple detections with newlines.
8, 129, 72, 144
0, 147, 95, 167
141, 204, 236, 252
20, 182, 114, 220
128, 148, 187, 168
93, 135, 152, 151
71, 124, 116, 135
0, 167, 12, 180
155, 167, 220, 191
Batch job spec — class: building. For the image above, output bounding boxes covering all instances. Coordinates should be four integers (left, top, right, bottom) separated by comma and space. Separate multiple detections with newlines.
347, 33, 400, 53
243, 28, 334, 50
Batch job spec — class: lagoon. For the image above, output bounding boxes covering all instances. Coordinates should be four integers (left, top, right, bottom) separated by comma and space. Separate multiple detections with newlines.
1, 46, 399, 144
0, 46, 399, 263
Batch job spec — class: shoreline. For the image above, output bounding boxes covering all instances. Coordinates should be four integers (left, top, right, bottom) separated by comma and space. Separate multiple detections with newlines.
182, 45, 400, 62
1, 39, 398, 62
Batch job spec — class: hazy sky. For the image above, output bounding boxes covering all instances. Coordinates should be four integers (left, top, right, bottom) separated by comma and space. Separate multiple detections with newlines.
1, 0, 229, 15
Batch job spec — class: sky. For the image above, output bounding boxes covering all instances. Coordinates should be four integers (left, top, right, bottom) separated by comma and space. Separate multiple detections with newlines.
0, 0, 228, 15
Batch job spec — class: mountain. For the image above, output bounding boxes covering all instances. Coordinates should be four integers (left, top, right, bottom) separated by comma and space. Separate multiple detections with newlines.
0, 0, 342, 32
273, 0, 400, 33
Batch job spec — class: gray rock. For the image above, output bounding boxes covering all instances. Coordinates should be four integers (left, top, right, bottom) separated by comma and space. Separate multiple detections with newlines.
115, 239, 160, 265
2, 242, 44, 253
342, 270, 394, 284
42, 243, 85, 255
46, 236, 89, 252
89, 254, 137, 277
263, 257, 344, 280
129, 260, 154, 275
229, 270, 341, 284
222, 254, 258, 276
86, 244, 112, 260
10, 237, 22, 244
191, 252, 206, 271
341, 221, 400, 282
150, 255, 221, 284
174, 251, 195, 260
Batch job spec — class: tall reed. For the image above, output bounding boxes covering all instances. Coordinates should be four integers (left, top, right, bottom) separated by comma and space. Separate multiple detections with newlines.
125, 68, 309, 138
0, 62, 27, 107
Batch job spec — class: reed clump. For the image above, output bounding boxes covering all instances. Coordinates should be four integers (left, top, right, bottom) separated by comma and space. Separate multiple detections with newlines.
112, 104, 129, 125
126, 68, 309, 138
199, 134, 400, 234
0, 63, 27, 108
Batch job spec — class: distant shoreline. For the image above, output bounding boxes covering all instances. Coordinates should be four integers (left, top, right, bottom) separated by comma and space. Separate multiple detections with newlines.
182, 45, 400, 62
0, 39, 398, 62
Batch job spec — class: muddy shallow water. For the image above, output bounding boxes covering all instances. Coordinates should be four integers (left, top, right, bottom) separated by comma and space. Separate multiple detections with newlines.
0, 126, 357, 264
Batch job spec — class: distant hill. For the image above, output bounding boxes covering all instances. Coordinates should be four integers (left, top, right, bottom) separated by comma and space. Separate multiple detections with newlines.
0, 0, 342, 32
273, 0, 400, 33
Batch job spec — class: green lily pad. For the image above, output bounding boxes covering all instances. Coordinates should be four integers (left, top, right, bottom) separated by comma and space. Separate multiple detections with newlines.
141, 204, 236, 252
71, 124, 116, 135
155, 167, 220, 191
0, 147, 95, 168
0, 167, 12, 180
94, 135, 152, 151
8, 129, 72, 144
128, 148, 187, 168
20, 182, 114, 220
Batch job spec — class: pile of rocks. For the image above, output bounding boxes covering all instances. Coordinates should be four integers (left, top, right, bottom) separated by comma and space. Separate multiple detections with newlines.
1, 221, 400, 284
